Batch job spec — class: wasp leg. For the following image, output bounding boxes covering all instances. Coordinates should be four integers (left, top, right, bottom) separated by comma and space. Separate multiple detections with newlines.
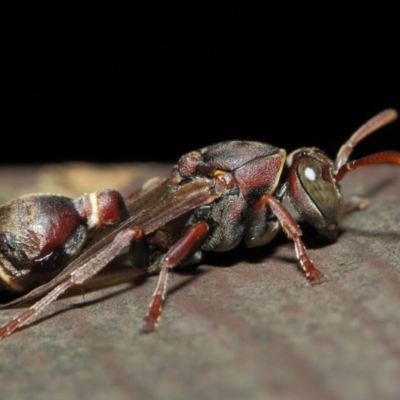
141, 221, 209, 333
128, 227, 150, 271
250, 195, 325, 284
343, 196, 370, 213
0, 227, 145, 341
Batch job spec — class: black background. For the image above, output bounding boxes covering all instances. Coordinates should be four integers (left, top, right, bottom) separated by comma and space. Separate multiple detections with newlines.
4, 4, 400, 165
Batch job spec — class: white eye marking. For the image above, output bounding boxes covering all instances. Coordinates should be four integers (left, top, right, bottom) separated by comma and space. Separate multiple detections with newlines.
304, 166, 316, 181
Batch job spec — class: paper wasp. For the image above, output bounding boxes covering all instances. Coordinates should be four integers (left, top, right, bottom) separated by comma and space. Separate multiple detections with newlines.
0, 109, 399, 339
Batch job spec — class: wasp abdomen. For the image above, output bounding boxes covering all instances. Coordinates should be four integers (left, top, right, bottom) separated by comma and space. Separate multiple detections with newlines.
0, 190, 128, 292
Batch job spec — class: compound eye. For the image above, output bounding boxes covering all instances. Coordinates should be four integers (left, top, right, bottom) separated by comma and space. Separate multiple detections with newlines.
297, 160, 339, 219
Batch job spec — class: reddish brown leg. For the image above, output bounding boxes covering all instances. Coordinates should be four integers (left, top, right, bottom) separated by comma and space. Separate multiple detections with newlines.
128, 226, 149, 270
141, 221, 210, 333
343, 196, 370, 213
0, 227, 145, 341
256, 195, 325, 284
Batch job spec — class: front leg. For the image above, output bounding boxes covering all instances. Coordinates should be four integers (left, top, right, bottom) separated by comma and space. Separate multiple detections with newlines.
245, 195, 325, 284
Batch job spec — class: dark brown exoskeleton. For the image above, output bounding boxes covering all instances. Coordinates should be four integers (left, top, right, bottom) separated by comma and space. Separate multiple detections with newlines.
0, 191, 129, 294
0, 109, 399, 339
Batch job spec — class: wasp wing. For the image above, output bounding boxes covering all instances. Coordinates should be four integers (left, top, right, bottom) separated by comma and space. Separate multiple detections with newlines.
0, 178, 221, 308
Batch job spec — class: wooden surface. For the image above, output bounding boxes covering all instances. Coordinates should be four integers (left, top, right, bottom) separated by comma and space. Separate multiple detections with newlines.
0, 162, 399, 400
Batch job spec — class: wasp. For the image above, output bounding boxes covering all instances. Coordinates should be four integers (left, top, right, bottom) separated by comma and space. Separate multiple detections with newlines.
0, 109, 399, 339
